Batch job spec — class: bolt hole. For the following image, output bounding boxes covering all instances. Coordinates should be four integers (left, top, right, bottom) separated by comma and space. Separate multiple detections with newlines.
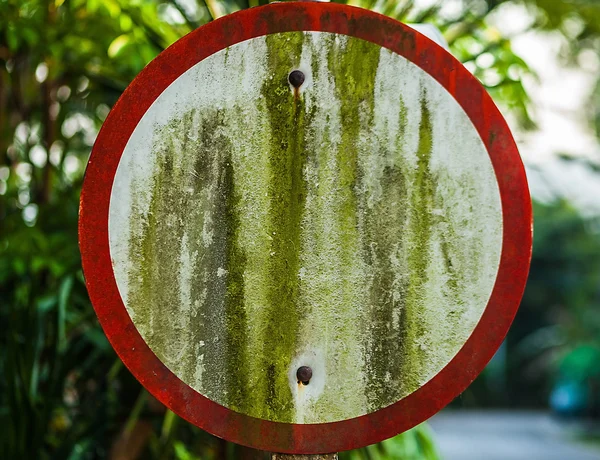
296, 365, 312, 385
288, 70, 305, 88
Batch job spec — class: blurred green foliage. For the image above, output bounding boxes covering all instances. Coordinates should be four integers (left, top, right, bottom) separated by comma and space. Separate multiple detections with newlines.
508, 199, 600, 410
456, 199, 600, 412
1, 0, 600, 459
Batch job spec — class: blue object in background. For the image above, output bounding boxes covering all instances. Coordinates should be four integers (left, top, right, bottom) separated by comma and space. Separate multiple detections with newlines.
550, 380, 590, 417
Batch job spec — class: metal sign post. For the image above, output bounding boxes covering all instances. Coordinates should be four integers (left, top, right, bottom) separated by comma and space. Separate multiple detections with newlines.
79, 2, 532, 455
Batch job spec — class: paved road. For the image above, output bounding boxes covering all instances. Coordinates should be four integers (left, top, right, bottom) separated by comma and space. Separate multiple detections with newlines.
429, 411, 600, 460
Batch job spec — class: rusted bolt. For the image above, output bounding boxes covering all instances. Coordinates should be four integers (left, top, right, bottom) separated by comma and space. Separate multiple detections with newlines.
288, 70, 305, 88
297, 366, 312, 385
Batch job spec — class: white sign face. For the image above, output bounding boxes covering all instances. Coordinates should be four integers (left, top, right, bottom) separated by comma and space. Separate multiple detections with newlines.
108, 32, 502, 424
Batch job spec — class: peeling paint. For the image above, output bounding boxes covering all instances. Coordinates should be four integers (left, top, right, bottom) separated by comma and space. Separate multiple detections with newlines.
108, 32, 502, 424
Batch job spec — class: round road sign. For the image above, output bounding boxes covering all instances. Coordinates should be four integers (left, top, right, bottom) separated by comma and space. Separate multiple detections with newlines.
79, 2, 532, 454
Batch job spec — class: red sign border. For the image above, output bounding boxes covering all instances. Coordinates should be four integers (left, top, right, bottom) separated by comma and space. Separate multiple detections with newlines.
79, 2, 532, 454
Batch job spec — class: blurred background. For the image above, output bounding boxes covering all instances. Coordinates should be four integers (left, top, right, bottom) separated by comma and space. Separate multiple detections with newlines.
1, 0, 600, 459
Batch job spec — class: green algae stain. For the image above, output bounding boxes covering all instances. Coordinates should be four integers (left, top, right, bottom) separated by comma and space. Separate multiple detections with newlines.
222, 158, 251, 413
361, 94, 410, 411
328, 36, 381, 226
126, 108, 250, 405
325, 34, 382, 399
253, 32, 308, 422
359, 82, 440, 409
190, 110, 250, 412
401, 92, 436, 391
362, 165, 410, 409
126, 133, 186, 361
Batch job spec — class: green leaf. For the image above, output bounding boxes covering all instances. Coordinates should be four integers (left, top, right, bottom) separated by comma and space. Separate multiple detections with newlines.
108, 34, 130, 58
124, 390, 148, 435
82, 327, 110, 351
21, 27, 39, 46
37, 295, 57, 312
57, 276, 73, 354
120, 14, 133, 31
6, 24, 19, 51
174, 441, 201, 460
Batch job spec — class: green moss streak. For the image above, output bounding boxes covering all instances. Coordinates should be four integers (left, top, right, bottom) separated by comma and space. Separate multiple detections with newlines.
255, 32, 307, 422
437, 223, 468, 339
221, 153, 250, 412
362, 98, 411, 411
127, 108, 249, 405
183, 110, 230, 397
434, 181, 475, 340
189, 109, 250, 410
327, 36, 381, 234
127, 134, 185, 363
326, 35, 382, 403
401, 92, 435, 391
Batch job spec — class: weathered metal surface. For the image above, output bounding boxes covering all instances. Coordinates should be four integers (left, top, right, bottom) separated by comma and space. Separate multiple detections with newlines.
79, 2, 532, 454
